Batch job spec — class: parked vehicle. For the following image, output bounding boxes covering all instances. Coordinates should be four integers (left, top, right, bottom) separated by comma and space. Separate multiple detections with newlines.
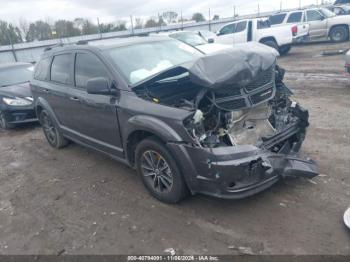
345, 50, 350, 74
326, 5, 350, 15
0, 62, 37, 129
334, 0, 350, 5
31, 38, 318, 203
269, 8, 350, 42
215, 18, 308, 56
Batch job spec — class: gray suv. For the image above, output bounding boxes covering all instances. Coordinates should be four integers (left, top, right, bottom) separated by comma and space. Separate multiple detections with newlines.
31, 37, 318, 203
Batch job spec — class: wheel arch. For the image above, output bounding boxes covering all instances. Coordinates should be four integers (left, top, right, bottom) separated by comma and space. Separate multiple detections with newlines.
259, 36, 278, 46
329, 24, 350, 38
35, 97, 60, 128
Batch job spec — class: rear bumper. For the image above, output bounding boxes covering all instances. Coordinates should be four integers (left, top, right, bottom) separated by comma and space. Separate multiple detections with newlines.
2, 106, 38, 124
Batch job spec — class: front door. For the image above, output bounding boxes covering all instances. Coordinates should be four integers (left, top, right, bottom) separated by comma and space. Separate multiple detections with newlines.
215, 23, 236, 45
64, 51, 123, 158
306, 10, 328, 39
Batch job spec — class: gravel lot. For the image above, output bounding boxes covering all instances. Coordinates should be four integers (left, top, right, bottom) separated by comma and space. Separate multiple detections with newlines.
0, 42, 349, 255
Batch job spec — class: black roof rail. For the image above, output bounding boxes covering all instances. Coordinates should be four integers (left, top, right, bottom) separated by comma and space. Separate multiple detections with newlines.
76, 40, 88, 45
44, 43, 64, 52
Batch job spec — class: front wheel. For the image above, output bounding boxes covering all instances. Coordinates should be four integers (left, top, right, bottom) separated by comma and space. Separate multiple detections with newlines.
40, 110, 68, 148
0, 111, 14, 130
330, 26, 349, 42
135, 137, 189, 203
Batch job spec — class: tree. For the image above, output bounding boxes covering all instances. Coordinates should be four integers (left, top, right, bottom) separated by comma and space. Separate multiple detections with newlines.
18, 18, 29, 42
162, 11, 178, 24
81, 19, 98, 35
134, 18, 143, 29
213, 15, 220, 20
114, 21, 127, 31
0, 21, 23, 45
192, 13, 206, 22
54, 20, 80, 38
26, 20, 52, 42
144, 18, 158, 28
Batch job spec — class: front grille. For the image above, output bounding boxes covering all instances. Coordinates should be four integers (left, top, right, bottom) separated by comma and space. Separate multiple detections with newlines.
250, 87, 274, 105
216, 98, 247, 111
245, 67, 274, 93
214, 85, 241, 99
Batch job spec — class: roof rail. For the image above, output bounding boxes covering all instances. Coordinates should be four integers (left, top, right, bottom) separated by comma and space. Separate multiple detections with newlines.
76, 40, 88, 45
44, 43, 64, 52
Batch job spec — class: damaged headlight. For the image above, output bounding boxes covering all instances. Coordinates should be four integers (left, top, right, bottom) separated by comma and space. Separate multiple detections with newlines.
3, 97, 32, 106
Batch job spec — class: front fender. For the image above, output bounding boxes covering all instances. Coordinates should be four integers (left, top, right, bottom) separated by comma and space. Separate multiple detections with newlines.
35, 97, 61, 129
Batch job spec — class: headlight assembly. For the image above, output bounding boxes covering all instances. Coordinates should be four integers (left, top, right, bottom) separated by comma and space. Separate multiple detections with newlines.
3, 97, 32, 106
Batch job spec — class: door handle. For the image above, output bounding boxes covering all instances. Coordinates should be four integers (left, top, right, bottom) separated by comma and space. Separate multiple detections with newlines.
43, 88, 49, 93
69, 96, 79, 101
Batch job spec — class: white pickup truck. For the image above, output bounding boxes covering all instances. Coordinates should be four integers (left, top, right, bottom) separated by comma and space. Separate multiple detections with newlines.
215, 18, 309, 55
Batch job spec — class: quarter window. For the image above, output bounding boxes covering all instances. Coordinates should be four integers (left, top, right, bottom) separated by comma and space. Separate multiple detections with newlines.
75, 53, 109, 89
307, 10, 323, 21
51, 54, 72, 85
269, 14, 286, 25
287, 12, 303, 23
34, 57, 51, 81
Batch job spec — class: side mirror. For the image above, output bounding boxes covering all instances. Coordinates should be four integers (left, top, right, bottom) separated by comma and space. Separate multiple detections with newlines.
216, 31, 221, 36
320, 16, 325, 21
208, 38, 215, 43
87, 77, 115, 95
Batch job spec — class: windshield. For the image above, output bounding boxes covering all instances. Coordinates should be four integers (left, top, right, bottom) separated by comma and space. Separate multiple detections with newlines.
105, 40, 202, 85
170, 32, 208, 46
319, 8, 336, 18
0, 65, 34, 87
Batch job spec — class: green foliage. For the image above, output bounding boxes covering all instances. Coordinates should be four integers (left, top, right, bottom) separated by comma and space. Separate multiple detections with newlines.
192, 13, 206, 22
0, 20, 23, 45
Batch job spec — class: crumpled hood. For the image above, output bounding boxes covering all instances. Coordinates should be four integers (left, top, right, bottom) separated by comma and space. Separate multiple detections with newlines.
184, 42, 277, 89
0, 82, 32, 98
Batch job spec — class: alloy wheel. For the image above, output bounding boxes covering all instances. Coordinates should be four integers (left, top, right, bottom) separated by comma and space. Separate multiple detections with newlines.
140, 150, 174, 193
42, 113, 57, 145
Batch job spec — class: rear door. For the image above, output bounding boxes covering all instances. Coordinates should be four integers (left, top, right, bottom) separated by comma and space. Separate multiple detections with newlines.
306, 10, 328, 39
63, 51, 123, 157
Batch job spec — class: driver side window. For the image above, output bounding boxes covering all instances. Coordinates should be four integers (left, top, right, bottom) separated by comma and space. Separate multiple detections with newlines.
219, 24, 235, 35
307, 10, 324, 21
74, 53, 110, 89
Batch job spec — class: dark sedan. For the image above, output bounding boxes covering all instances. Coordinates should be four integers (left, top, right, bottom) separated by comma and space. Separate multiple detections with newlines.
0, 62, 37, 129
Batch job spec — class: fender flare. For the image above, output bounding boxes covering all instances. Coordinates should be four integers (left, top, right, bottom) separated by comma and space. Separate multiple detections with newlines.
35, 97, 61, 129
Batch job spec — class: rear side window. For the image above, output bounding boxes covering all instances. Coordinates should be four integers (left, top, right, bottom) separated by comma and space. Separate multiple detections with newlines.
287, 12, 303, 23
34, 58, 51, 81
307, 10, 323, 21
51, 54, 72, 85
75, 53, 109, 89
219, 24, 235, 35
234, 21, 247, 33
269, 14, 286, 25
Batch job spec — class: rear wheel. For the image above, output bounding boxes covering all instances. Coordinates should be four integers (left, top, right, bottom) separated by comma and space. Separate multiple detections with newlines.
278, 45, 292, 56
330, 26, 349, 42
135, 137, 188, 203
40, 110, 68, 148
0, 111, 14, 130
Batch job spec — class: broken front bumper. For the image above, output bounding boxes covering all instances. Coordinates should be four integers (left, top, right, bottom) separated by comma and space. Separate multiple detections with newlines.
167, 122, 318, 199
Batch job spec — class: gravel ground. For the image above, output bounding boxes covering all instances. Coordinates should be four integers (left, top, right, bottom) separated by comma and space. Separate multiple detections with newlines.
0, 42, 349, 255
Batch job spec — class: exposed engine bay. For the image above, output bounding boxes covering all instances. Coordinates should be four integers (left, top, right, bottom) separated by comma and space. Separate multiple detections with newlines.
133, 44, 308, 152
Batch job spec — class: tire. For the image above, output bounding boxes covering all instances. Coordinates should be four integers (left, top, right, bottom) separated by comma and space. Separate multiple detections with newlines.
39, 110, 68, 149
135, 137, 189, 204
278, 45, 292, 56
261, 40, 279, 52
330, 26, 349, 43
0, 111, 14, 130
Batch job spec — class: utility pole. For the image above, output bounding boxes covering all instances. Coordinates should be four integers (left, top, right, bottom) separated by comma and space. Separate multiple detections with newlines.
97, 17, 102, 39
258, 3, 260, 17
233, 5, 236, 20
208, 8, 211, 31
181, 10, 184, 31
130, 15, 134, 36
7, 30, 17, 62
280, 1, 283, 11
299, 0, 302, 9
158, 12, 161, 31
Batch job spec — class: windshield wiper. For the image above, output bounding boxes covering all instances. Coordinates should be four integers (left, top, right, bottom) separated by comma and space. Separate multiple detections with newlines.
154, 72, 190, 84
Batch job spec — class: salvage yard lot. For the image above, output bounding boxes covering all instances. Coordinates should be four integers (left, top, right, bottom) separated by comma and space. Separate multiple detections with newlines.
0, 42, 350, 255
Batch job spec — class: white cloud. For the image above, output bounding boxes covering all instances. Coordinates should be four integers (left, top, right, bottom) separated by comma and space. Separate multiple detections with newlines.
0, 0, 321, 24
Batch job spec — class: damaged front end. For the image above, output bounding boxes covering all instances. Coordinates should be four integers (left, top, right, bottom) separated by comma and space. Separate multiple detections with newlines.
134, 43, 318, 199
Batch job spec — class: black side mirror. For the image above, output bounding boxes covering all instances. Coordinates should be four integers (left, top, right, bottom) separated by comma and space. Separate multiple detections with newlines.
320, 16, 325, 20
208, 38, 215, 43
87, 77, 116, 95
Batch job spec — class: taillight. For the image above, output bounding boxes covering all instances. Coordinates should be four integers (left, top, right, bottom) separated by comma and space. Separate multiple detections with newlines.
292, 25, 298, 37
